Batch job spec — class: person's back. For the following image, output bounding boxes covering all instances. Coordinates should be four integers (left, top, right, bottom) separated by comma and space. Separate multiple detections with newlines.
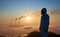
39, 8, 49, 37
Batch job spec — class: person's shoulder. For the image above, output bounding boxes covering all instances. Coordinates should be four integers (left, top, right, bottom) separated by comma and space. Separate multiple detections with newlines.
46, 14, 49, 18
46, 14, 49, 16
44, 14, 49, 17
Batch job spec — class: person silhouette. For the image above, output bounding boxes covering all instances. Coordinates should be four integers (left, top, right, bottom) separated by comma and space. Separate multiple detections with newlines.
39, 8, 49, 37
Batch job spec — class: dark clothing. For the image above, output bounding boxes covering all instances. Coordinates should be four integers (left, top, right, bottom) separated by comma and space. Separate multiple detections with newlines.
40, 13, 49, 37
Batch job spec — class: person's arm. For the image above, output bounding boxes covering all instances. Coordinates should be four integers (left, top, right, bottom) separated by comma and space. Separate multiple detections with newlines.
39, 16, 43, 31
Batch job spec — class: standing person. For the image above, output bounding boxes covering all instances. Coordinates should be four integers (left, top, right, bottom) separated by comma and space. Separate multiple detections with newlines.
39, 8, 49, 37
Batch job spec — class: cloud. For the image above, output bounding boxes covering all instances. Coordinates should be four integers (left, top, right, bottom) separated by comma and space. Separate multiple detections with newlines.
49, 9, 60, 15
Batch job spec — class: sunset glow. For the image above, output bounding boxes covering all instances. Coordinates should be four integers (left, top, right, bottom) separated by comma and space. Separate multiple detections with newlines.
0, 0, 60, 37
25, 16, 32, 22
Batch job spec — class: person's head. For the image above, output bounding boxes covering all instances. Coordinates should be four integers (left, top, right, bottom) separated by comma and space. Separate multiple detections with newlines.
41, 8, 47, 15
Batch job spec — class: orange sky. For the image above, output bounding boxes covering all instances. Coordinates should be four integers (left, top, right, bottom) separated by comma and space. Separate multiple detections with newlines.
0, 9, 60, 37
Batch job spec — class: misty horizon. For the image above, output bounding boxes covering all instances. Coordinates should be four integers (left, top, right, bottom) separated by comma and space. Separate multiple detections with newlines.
0, 0, 60, 37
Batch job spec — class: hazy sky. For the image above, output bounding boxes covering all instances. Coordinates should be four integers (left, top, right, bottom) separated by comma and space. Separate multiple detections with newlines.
0, 0, 60, 36
0, 0, 60, 19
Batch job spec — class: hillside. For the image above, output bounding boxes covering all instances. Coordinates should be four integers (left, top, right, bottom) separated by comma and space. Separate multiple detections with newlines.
27, 31, 60, 37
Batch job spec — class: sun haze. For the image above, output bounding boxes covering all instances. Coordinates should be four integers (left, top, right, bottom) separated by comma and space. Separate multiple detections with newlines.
25, 16, 32, 22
